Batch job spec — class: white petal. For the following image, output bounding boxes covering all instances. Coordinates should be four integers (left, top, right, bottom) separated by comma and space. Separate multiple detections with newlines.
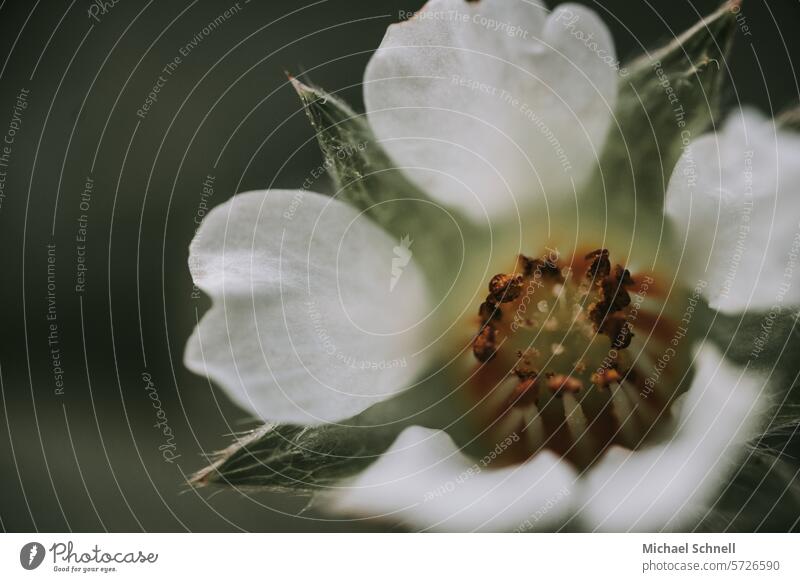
666, 108, 800, 313
578, 345, 767, 531
364, 0, 618, 220
324, 426, 577, 532
184, 190, 432, 425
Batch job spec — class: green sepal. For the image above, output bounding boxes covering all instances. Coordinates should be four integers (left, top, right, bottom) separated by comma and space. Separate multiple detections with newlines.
593, 2, 739, 218
709, 309, 800, 402
190, 374, 461, 492
190, 422, 398, 493
290, 77, 478, 282
777, 105, 800, 131
290, 77, 399, 226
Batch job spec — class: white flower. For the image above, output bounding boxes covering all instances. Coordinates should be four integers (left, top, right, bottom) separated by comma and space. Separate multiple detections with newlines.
185, 0, 797, 531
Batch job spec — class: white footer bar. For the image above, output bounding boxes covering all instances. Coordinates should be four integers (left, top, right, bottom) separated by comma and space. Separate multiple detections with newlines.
1, 533, 797, 581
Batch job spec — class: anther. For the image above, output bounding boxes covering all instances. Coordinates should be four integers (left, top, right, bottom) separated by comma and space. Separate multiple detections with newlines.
545, 374, 583, 395
488, 273, 523, 303
473, 325, 497, 362
586, 249, 611, 279
478, 301, 501, 324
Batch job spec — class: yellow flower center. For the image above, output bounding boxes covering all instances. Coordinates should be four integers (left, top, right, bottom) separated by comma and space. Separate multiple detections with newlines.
464, 247, 693, 469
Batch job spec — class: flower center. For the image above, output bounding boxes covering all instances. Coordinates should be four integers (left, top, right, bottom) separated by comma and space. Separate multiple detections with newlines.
465, 247, 692, 469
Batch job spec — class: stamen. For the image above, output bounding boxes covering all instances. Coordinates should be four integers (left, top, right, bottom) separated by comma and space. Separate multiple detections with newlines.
472, 325, 497, 363
488, 273, 524, 303
466, 248, 691, 468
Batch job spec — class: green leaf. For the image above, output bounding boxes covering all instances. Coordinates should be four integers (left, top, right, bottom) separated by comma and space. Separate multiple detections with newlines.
594, 1, 739, 217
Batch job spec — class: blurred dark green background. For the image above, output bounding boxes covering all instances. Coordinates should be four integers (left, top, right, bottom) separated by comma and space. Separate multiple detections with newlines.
0, 0, 798, 532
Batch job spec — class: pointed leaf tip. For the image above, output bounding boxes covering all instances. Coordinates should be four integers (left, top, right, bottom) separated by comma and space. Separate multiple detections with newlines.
188, 422, 401, 493
594, 3, 739, 214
